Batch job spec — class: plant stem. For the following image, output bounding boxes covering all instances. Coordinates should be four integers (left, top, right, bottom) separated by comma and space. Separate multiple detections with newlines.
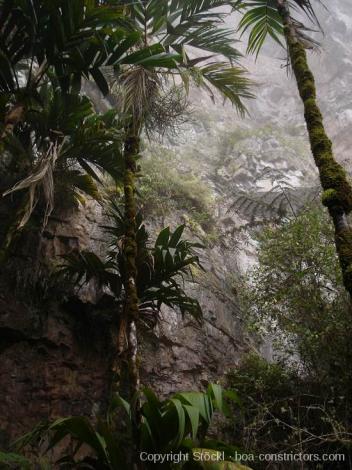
119, 121, 143, 468
122, 123, 140, 398
277, 0, 352, 299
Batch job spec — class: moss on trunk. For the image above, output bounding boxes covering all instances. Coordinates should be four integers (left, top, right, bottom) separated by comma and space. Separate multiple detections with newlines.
123, 132, 140, 328
113, 124, 141, 404
122, 126, 143, 469
277, 0, 352, 298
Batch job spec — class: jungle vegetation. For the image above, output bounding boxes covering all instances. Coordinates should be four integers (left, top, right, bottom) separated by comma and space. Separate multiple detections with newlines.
0, 0, 351, 469
230, 205, 352, 469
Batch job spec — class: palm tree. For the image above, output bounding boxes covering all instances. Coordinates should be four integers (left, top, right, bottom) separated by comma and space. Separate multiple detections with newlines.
0, 0, 125, 140
0, 85, 124, 263
107, 0, 254, 404
0, 0, 185, 260
235, 0, 352, 298
60, 201, 204, 422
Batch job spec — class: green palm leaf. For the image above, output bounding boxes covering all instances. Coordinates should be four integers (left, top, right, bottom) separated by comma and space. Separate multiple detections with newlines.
116, 0, 254, 114
193, 62, 254, 115
235, 0, 325, 57
237, 1, 284, 56
59, 201, 203, 322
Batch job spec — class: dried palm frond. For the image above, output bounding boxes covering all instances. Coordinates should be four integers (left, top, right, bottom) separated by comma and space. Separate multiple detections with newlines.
2, 140, 63, 229
118, 66, 161, 126
105, 64, 190, 138
144, 84, 191, 139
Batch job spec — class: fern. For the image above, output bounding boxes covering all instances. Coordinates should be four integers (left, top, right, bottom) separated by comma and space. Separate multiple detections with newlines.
229, 167, 320, 222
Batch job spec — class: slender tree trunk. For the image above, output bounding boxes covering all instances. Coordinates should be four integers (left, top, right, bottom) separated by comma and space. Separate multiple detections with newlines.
117, 122, 143, 469
121, 124, 140, 399
277, 0, 352, 298
1, 103, 25, 141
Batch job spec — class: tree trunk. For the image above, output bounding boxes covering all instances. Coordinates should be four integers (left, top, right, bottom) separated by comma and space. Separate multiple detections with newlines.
277, 0, 352, 298
121, 125, 140, 399
116, 123, 143, 469
1, 103, 25, 141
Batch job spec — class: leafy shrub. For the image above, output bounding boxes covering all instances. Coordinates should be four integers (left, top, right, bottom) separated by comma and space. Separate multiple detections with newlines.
227, 354, 352, 469
229, 206, 352, 468
11, 386, 252, 470
60, 200, 204, 322
140, 148, 216, 236
241, 206, 352, 380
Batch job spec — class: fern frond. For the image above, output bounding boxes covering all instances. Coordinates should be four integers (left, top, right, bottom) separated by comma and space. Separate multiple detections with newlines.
229, 167, 320, 221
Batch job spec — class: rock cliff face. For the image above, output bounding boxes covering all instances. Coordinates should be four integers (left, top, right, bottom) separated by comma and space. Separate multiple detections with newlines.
1, 0, 351, 445
139, 0, 352, 395
0, 207, 114, 447
0, 295, 112, 448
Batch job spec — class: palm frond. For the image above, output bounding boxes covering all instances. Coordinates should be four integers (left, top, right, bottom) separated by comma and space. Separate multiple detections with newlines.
118, 66, 161, 123
0, 0, 126, 95
191, 62, 254, 115
59, 250, 122, 297
3, 141, 61, 228
60, 202, 204, 322
61, 171, 102, 204
288, 0, 325, 25
116, 0, 254, 117
166, 23, 242, 63
1, 84, 125, 232
237, 0, 284, 56
235, 0, 324, 56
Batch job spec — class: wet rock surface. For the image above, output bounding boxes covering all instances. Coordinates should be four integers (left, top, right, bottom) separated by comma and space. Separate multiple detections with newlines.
0, 294, 112, 448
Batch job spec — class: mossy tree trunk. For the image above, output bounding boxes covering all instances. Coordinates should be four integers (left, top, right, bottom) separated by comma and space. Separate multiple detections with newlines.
121, 124, 140, 400
116, 122, 143, 469
277, 0, 352, 298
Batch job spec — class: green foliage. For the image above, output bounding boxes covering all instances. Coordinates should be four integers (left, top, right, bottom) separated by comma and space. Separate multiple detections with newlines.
234, 0, 322, 56
242, 206, 351, 372
0, 0, 194, 243
228, 354, 352, 469
236, 0, 284, 56
0, 0, 124, 96
229, 167, 317, 222
2, 88, 124, 213
60, 199, 203, 321
0, 87, 125, 264
13, 385, 251, 470
0, 451, 31, 469
140, 148, 217, 238
117, 0, 253, 121
230, 206, 352, 468
0, 0, 182, 100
